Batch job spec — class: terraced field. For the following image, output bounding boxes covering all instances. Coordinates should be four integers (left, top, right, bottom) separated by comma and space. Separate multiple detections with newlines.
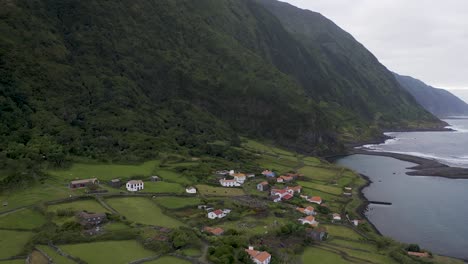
106, 197, 183, 227
60, 240, 155, 264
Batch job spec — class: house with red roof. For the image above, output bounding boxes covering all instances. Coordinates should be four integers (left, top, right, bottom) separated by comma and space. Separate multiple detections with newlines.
285, 185, 302, 194
307, 196, 322, 205
297, 206, 315, 215
299, 215, 319, 227
245, 246, 271, 264
207, 209, 230, 219
203, 227, 225, 236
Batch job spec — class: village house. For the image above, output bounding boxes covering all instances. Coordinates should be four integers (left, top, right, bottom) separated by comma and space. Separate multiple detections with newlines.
69, 178, 99, 189
109, 179, 121, 188
247, 173, 256, 178
332, 213, 342, 221
207, 209, 230, 219
307, 196, 322, 205
278, 175, 294, 183
203, 227, 225, 236
285, 185, 302, 194
286, 173, 304, 180
306, 228, 327, 241
186, 186, 197, 194
257, 181, 269, 192
344, 186, 352, 191
219, 178, 241, 187
343, 192, 352, 197
76, 211, 107, 228
270, 195, 281, 203
232, 173, 246, 183
296, 206, 315, 215
150, 176, 160, 182
299, 216, 319, 227
261, 170, 276, 177
245, 246, 271, 264
126, 180, 144, 192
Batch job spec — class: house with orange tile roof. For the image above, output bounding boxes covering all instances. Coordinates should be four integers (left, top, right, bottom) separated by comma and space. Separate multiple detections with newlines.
245, 246, 271, 264
299, 215, 319, 227
296, 206, 315, 215
203, 227, 225, 236
307, 196, 322, 205
285, 185, 302, 194
278, 175, 294, 183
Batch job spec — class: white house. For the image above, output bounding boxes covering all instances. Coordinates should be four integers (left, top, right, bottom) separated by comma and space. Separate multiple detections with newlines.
332, 213, 342, 221
208, 209, 229, 219
220, 178, 241, 187
186, 186, 197, 194
298, 206, 315, 215
126, 180, 144, 192
257, 181, 269, 191
299, 216, 319, 226
233, 173, 246, 183
245, 246, 271, 264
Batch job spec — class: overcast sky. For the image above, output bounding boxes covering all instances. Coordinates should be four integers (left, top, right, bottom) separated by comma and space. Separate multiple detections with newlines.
280, 0, 468, 102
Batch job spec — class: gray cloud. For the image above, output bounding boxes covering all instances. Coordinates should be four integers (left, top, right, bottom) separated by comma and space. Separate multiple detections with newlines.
280, 0, 468, 94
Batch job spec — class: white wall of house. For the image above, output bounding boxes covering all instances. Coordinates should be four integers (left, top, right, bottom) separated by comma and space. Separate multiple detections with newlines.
126, 182, 144, 192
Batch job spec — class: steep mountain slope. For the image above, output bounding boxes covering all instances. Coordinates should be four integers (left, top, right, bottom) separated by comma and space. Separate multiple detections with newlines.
255, 0, 442, 138
394, 73, 468, 117
0, 0, 442, 182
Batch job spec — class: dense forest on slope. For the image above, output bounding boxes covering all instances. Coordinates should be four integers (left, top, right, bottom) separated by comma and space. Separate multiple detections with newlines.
0, 0, 442, 186
394, 73, 468, 117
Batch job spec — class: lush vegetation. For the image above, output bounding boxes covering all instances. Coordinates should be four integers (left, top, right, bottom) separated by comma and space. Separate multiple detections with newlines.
0, 0, 445, 191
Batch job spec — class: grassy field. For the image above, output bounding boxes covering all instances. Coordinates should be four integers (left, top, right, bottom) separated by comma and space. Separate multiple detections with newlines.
47, 199, 108, 213
220, 216, 288, 236
106, 197, 183, 227
180, 247, 202, 257
104, 222, 130, 231
48, 160, 160, 181
146, 256, 192, 264
60, 240, 155, 264
302, 247, 349, 264
0, 180, 75, 213
0, 209, 47, 229
0, 230, 33, 258
29, 251, 48, 264
298, 181, 343, 195
0, 260, 26, 264
299, 166, 341, 181
154, 169, 192, 185
195, 185, 245, 196
143, 182, 184, 194
36, 245, 76, 264
322, 225, 363, 240
155, 196, 201, 209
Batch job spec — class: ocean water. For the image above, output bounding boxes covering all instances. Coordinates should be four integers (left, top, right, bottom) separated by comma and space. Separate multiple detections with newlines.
336, 143, 468, 258
361, 118, 468, 168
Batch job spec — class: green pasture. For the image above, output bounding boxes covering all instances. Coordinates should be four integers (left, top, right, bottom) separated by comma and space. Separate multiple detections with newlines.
0, 230, 33, 258
0, 209, 46, 229
155, 196, 201, 209
195, 185, 245, 196
143, 182, 184, 194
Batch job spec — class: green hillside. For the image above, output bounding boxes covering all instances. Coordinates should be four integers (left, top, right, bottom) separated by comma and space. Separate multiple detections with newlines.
0, 0, 443, 187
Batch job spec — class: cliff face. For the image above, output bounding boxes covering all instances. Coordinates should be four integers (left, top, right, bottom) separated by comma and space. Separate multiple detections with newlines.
394, 73, 468, 117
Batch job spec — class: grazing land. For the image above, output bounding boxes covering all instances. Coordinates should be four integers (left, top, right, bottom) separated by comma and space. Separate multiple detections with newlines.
155, 196, 201, 209
106, 197, 183, 227
0, 230, 33, 258
195, 185, 245, 196
36, 245, 76, 264
143, 182, 184, 194
0, 209, 47, 230
47, 199, 108, 214
145, 256, 192, 264
60, 240, 155, 264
